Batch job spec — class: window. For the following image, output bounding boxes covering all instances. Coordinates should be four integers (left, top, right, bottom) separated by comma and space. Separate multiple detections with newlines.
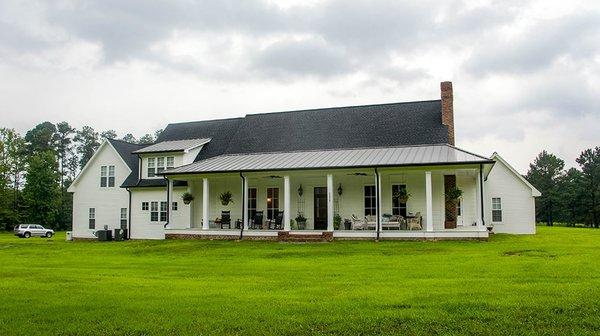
108, 166, 115, 187
120, 208, 127, 229
150, 201, 159, 221
100, 165, 115, 187
166, 156, 174, 169
457, 198, 462, 216
364, 185, 376, 216
160, 201, 168, 221
157, 157, 165, 174
492, 198, 502, 222
172, 202, 178, 211
88, 208, 95, 229
147, 158, 156, 177
266, 187, 279, 220
391, 184, 407, 217
142, 202, 149, 211
100, 166, 107, 187
248, 188, 257, 219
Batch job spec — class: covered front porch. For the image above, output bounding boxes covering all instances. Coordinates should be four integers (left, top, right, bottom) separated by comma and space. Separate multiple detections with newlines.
163, 165, 490, 240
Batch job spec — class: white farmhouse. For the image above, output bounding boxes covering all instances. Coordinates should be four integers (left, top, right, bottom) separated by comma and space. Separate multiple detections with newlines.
68, 82, 540, 241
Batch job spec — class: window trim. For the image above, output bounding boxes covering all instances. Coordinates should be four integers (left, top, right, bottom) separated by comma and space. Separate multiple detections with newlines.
491, 197, 502, 223
266, 187, 279, 220
248, 187, 257, 219
142, 202, 149, 211
364, 185, 376, 216
120, 208, 127, 229
391, 184, 407, 217
146, 156, 175, 178
100, 165, 115, 188
88, 208, 96, 229
172, 201, 178, 211
150, 201, 159, 222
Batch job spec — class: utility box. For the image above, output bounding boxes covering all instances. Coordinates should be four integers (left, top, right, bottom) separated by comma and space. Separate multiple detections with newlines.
121, 228, 129, 240
113, 228, 124, 241
66, 231, 73, 241
96, 230, 112, 241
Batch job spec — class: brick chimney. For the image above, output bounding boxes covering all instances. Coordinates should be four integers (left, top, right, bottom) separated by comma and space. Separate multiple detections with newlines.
440, 81, 455, 145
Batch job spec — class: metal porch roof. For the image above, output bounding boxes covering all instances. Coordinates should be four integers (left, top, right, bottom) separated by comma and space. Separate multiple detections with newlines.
162, 144, 493, 174
133, 138, 211, 154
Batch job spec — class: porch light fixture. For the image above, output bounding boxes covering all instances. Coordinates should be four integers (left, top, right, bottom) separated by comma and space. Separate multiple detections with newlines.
298, 184, 303, 197
337, 183, 343, 196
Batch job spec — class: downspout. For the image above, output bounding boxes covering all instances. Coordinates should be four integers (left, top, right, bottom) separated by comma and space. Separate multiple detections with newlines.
239, 172, 246, 240
127, 188, 132, 239
479, 163, 485, 227
164, 176, 170, 228
375, 167, 381, 241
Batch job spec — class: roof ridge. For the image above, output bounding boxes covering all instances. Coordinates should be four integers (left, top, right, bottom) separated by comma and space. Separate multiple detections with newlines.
107, 138, 145, 147
246, 99, 442, 117
165, 116, 245, 127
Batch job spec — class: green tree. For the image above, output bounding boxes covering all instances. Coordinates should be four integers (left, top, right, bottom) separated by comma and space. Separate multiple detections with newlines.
576, 147, 600, 228
526, 150, 565, 226
0, 129, 27, 230
23, 151, 60, 229
55, 122, 76, 230
122, 133, 137, 143
558, 168, 585, 226
100, 130, 118, 139
154, 129, 163, 140
138, 133, 154, 144
24, 121, 57, 155
74, 126, 100, 169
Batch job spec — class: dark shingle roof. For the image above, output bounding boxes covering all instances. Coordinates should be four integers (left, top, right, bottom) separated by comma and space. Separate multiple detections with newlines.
157, 118, 244, 161
224, 100, 448, 155
106, 139, 145, 188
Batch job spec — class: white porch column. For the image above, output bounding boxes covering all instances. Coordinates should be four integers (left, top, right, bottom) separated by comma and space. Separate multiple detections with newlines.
425, 171, 434, 232
167, 178, 174, 227
377, 170, 382, 232
202, 178, 209, 230
242, 176, 249, 229
327, 174, 334, 231
283, 175, 291, 231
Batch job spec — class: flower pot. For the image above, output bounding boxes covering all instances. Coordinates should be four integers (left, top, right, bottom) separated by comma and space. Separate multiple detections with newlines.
444, 220, 457, 229
297, 220, 306, 230
183, 199, 192, 205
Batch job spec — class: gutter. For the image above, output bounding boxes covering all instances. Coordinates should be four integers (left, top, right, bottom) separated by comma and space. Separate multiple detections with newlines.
127, 188, 132, 239
239, 172, 246, 240
375, 167, 381, 242
479, 163, 485, 227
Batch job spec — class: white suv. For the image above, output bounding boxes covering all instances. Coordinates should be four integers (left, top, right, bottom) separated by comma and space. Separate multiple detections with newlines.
14, 224, 54, 238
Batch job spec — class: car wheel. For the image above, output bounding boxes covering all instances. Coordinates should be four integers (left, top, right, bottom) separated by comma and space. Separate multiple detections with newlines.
24, 232, 31, 238
45, 232, 53, 238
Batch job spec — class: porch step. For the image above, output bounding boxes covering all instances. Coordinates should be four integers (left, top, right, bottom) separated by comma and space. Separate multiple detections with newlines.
278, 231, 333, 242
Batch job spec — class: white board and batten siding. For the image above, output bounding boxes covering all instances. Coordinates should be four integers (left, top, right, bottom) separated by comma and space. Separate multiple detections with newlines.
130, 187, 191, 239
68, 142, 130, 239
484, 154, 541, 234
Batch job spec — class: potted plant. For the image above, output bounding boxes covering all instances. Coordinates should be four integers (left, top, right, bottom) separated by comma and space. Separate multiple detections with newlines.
444, 187, 462, 228
343, 218, 352, 230
219, 191, 234, 206
182, 192, 194, 205
333, 214, 342, 230
393, 188, 411, 203
295, 213, 307, 229
290, 219, 298, 230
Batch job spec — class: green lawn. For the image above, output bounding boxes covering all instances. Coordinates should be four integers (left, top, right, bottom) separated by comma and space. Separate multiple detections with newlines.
0, 227, 599, 335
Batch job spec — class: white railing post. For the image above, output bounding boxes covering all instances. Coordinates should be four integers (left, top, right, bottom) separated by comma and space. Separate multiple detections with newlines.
202, 178, 209, 230
243, 176, 249, 230
425, 171, 434, 231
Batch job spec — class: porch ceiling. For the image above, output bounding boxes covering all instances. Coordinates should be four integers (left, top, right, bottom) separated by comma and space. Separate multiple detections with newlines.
161, 144, 493, 175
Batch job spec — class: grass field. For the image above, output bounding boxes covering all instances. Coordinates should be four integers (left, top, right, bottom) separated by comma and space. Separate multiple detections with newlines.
0, 227, 599, 335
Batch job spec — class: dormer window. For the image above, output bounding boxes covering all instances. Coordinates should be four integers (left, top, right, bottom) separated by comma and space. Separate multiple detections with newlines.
146, 156, 175, 178
147, 158, 156, 177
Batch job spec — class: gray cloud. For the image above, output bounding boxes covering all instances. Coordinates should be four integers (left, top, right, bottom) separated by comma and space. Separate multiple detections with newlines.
465, 12, 600, 75
251, 38, 351, 78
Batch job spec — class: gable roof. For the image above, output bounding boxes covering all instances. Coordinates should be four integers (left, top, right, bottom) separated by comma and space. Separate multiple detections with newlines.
491, 152, 542, 197
164, 144, 493, 175
67, 138, 143, 191
133, 138, 211, 154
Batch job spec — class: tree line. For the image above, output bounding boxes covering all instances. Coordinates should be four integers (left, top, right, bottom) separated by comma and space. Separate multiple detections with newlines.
526, 148, 600, 228
0, 122, 161, 231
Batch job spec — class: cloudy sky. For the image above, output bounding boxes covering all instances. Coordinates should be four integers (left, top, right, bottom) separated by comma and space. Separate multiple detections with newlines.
1, 0, 599, 172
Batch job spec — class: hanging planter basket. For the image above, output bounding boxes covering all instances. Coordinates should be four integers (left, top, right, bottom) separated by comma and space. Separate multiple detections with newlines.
182, 192, 194, 205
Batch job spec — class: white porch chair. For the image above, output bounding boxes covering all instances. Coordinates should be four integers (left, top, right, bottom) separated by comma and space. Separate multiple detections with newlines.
408, 212, 422, 230
351, 215, 367, 230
